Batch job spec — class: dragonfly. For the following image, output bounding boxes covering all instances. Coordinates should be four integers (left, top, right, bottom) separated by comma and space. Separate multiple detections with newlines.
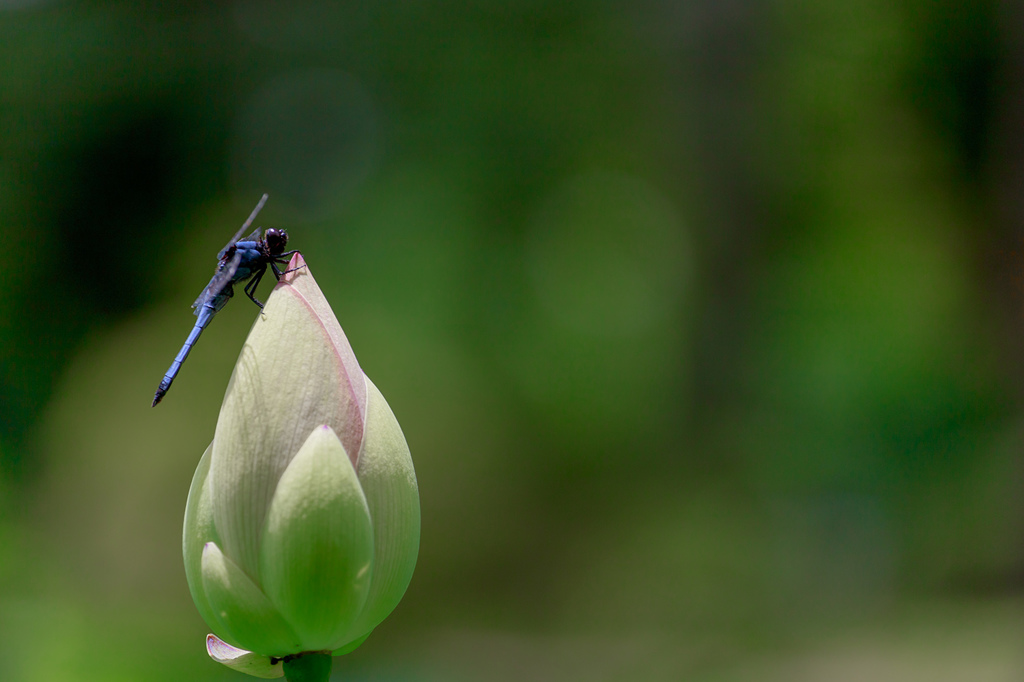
152, 194, 298, 406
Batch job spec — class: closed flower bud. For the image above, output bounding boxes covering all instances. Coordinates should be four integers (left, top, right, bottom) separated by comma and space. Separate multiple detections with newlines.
183, 254, 420, 680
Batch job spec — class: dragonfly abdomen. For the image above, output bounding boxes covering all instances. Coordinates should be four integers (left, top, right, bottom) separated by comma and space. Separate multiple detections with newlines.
152, 304, 220, 406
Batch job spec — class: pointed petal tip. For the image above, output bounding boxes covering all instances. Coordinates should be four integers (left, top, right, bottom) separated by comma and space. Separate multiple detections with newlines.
284, 252, 308, 284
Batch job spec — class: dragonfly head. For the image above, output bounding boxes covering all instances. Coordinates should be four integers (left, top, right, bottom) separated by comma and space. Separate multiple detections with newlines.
264, 228, 289, 255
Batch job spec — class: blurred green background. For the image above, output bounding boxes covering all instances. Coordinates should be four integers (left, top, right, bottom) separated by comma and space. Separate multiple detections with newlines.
2, 1, 1023, 680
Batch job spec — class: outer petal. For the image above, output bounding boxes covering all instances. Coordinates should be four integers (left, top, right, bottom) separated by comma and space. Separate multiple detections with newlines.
259, 426, 374, 651
211, 254, 366, 578
334, 375, 421, 650
201, 542, 302, 656
206, 634, 284, 679
279, 253, 367, 441
183, 442, 220, 634
331, 632, 371, 656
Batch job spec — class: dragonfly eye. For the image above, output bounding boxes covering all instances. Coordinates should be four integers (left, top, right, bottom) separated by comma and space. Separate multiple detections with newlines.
264, 228, 288, 254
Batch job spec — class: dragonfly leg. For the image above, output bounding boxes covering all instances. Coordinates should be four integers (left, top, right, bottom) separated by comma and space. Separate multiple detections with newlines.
244, 267, 266, 308
272, 251, 306, 279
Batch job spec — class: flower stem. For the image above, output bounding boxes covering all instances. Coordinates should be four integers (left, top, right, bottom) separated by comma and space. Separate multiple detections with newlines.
283, 652, 332, 682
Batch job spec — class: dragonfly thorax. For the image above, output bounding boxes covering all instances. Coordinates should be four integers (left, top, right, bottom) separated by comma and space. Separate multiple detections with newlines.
264, 228, 289, 255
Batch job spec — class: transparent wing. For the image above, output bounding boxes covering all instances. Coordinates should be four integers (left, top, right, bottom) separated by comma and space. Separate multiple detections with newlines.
192, 249, 243, 311
217, 193, 269, 259
193, 194, 269, 311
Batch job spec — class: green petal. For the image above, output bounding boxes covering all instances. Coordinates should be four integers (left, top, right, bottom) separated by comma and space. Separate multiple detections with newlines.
331, 632, 371, 656
201, 542, 302, 656
259, 426, 374, 651
183, 442, 221, 634
280, 253, 367, 440
206, 634, 284, 679
212, 256, 366, 578
336, 375, 420, 646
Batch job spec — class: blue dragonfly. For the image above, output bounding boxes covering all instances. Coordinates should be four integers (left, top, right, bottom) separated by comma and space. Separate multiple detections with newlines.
152, 194, 298, 406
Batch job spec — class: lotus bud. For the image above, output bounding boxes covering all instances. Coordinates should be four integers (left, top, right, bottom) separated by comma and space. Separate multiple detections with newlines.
182, 254, 420, 681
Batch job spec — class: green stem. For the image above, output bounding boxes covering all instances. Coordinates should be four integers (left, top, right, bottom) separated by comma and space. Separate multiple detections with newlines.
283, 652, 332, 682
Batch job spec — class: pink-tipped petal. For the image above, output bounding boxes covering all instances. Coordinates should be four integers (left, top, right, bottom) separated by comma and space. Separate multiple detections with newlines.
206, 634, 284, 679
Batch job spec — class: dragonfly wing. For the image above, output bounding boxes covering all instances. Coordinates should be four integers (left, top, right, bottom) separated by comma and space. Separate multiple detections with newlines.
217, 194, 269, 259
196, 194, 267, 311
193, 249, 244, 311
